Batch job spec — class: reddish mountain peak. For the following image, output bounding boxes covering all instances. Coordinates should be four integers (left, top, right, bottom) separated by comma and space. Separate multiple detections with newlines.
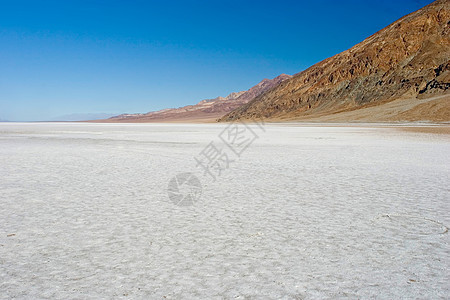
107, 73, 291, 122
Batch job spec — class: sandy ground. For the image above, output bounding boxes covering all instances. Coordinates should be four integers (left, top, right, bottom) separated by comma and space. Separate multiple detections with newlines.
0, 123, 449, 299
274, 94, 450, 123
397, 125, 450, 135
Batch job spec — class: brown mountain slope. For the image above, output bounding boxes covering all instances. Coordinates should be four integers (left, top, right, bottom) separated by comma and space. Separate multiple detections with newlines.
105, 74, 291, 122
220, 0, 450, 122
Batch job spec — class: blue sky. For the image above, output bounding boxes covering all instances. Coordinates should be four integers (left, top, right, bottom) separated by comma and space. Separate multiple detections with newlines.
0, 0, 433, 121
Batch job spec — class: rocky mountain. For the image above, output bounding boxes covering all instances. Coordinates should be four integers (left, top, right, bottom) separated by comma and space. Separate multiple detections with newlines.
197, 91, 246, 105
220, 0, 450, 122
107, 74, 291, 122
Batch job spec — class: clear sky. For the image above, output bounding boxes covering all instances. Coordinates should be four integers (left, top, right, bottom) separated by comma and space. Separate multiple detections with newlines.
0, 0, 433, 121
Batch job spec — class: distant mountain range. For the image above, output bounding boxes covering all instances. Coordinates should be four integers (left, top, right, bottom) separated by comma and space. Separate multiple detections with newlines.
52, 113, 117, 121
100, 0, 449, 124
104, 74, 291, 122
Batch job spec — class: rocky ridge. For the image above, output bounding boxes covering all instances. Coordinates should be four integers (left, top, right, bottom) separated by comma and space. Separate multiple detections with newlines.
108, 74, 291, 122
220, 0, 450, 122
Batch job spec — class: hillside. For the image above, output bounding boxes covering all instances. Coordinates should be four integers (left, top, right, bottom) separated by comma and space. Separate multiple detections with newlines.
105, 74, 291, 122
220, 0, 449, 122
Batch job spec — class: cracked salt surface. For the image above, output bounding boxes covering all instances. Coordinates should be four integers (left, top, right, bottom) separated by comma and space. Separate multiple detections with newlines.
0, 122, 449, 299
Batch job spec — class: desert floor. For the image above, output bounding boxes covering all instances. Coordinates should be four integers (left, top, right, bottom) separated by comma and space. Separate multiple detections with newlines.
0, 122, 449, 298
